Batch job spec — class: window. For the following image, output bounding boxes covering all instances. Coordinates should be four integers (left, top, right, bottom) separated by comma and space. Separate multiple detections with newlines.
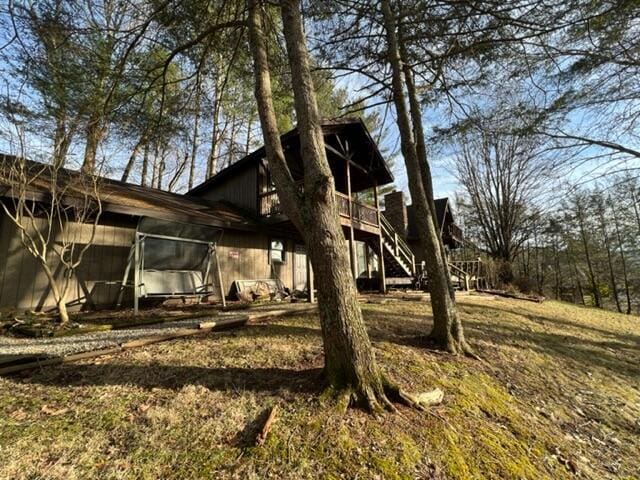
269, 238, 286, 264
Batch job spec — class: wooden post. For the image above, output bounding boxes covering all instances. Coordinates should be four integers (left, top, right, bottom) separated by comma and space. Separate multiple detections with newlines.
116, 244, 135, 308
411, 251, 416, 276
345, 157, 357, 280
214, 244, 226, 307
374, 182, 386, 293
306, 253, 314, 303
365, 244, 371, 278
133, 233, 140, 315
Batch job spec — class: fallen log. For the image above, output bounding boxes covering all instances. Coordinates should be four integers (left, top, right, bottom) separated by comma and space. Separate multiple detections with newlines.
478, 289, 545, 303
198, 317, 248, 330
0, 346, 124, 375
245, 305, 318, 324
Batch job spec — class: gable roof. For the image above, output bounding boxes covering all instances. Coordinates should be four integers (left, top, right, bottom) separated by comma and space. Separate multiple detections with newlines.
0, 155, 258, 230
188, 118, 394, 195
406, 198, 452, 239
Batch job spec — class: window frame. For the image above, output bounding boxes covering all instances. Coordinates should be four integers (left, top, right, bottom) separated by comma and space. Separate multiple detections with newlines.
269, 237, 286, 264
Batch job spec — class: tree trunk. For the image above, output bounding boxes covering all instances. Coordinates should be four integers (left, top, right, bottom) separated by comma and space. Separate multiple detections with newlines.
53, 116, 73, 169
151, 144, 159, 188
565, 247, 585, 305
141, 143, 150, 187
522, 247, 530, 279
122, 134, 146, 183
631, 189, 640, 234
82, 113, 106, 173
189, 108, 200, 190
533, 226, 543, 295
498, 256, 514, 286
611, 203, 632, 314
157, 146, 166, 190
41, 261, 70, 325
227, 114, 238, 168
207, 57, 225, 178
245, 113, 254, 156
168, 153, 188, 192
553, 236, 561, 300
576, 204, 601, 308
381, 0, 471, 355
247, 0, 418, 413
597, 203, 621, 312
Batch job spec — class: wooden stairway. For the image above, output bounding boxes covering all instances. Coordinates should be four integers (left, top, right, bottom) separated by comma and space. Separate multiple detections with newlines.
378, 215, 415, 285
372, 215, 486, 291
448, 259, 488, 290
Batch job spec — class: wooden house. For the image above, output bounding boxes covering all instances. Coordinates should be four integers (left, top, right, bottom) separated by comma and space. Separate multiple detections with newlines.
0, 119, 416, 313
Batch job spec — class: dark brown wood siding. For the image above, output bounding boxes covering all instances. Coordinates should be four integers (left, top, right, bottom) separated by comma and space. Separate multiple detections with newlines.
216, 230, 294, 296
0, 210, 135, 311
0, 209, 298, 310
198, 164, 258, 212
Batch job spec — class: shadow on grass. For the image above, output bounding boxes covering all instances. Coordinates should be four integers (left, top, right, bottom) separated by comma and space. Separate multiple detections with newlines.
462, 302, 640, 345
23, 363, 324, 394
457, 303, 640, 378
361, 302, 640, 378
240, 323, 321, 339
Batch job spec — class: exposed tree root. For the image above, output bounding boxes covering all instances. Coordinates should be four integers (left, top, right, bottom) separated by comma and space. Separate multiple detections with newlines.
426, 330, 481, 360
352, 383, 397, 416
323, 374, 438, 416
382, 378, 427, 412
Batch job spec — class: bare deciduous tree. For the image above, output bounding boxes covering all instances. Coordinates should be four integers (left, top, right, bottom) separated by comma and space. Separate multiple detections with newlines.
453, 117, 552, 284
0, 152, 102, 325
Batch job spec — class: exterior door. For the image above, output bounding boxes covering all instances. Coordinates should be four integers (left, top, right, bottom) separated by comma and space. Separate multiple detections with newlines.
293, 244, 307, 291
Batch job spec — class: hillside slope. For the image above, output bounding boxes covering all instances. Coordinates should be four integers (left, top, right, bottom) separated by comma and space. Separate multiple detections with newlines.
1, 294, 638, 479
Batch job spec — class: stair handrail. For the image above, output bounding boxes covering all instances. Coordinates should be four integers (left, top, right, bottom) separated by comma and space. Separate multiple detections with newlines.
448, 262, 467, 278
380, 214, 415, 274
448, 262, 470, 291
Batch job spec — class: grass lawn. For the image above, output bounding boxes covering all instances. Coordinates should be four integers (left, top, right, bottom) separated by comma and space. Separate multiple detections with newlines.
1, 294, 638, 479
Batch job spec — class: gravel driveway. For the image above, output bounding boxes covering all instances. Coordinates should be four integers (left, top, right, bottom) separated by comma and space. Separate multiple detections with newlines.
0, 316, 222, 359
0, 303, 316, 364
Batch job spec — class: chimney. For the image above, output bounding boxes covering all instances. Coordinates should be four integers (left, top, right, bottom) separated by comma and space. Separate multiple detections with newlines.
384, 191, 407, 237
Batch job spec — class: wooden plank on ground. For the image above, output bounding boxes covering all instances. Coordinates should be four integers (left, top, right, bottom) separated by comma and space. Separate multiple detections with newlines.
478, 289, 545, 303
120, 328, 203, 349
198, 317, 248, 330
246, 305, 318, 323
256, 405, 278, 446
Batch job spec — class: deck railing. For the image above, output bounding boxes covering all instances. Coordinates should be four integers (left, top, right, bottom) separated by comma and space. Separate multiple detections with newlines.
258, 190, 284, 216
259, 189, 379, 227
448, 223, 464, 243
334, 191, 379, 226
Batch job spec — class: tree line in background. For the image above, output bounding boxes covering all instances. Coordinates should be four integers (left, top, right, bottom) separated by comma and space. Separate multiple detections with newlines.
523, 177, 640, 314
1, 1, 637, 193
454, 172, 640, 314
0, 0, 364, 190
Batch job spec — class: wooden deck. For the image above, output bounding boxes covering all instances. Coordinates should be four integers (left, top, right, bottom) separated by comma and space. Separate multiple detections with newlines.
259, 189, 380, 234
